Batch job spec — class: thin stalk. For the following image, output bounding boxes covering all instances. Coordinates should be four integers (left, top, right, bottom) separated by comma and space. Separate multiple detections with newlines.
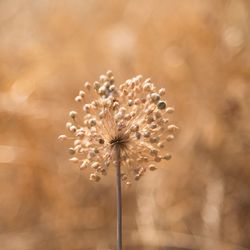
115, 144, 122, 250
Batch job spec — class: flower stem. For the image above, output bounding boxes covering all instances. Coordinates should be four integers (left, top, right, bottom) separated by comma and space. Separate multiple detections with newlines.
115, 144, 122, 250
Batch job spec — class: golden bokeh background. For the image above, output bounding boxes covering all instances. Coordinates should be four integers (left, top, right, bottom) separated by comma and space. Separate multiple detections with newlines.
0, 0, 250, 249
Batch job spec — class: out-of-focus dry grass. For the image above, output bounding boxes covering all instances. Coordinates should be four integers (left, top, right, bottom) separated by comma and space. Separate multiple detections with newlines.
0, 0, 250, 249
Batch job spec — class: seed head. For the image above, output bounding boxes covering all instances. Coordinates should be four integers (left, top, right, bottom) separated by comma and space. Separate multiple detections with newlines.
59, 71, 178, 184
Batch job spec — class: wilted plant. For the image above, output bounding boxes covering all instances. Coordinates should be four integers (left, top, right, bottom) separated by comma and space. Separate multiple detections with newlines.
58, 71, 178, 250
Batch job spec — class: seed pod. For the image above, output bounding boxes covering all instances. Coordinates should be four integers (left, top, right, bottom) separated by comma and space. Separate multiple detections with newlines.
167, 124, 179, 132
149, 164, 157, 171
74, 144, 82, 153
106, 70, 113, 78
159, 88, 166, 96
94, 81, 100, 90
146, 116, 154, 124
150, 149, 158, 156
115, 112, 124, 120
109, 76, 115, 84
143, 83, 151, 91
101, 169, 107, 175
100, 75, 108, 82
150, 93, 160, 103
135, 132, 141, 139
134, 174, 140, 181
99, 110, 106, 119
126, 158, 131, 165
69, 125, 77, 133
150, 123, 157, 129
119, 107, 126, 114
98, 138, 105, 144
93, 148, 99, 154
136, 75, 143, 81
134, 98, 140, 105
79, 90, 85, 97
122, 89, 128, 96
66, 122, 72, 129
150, 136, 160, 143
154, 156, 161, 162
84, 81, 91, 89
163, 154, 172, 160
163, 118, 169, 124
83, 104, 91, 113
69, 157, 79, 163
124, 114, 131, 120
88, 151, 96, 159
139, 167, 146, 174
154, 110, 162, 119
90, 102, 96, 110
80, 159, 90, 169
74, 139, 81, 146
166, 107, 175, 113
68, 148, 75, 155
89, 174, 100, 182
128, 99, 134, 106
143, 131, 151, 138
58, 135, 67, 141
167, 134, 175, 141
69, 111, 77, 119
109, 85, 115, 91
76, 131, 85, 138
130, 111, 136, 117
98, 86, 106, 95
91, 162, 100, 169
128, 92, 134, 99
113, 101, 119, 109
75, 96, 82, 102
131, 124, 139, 132
89, 118, 97, 127
145, 108, 154, 115
121, 173, 128, 181
157, 101, 167, 110
157, 142, 164, 148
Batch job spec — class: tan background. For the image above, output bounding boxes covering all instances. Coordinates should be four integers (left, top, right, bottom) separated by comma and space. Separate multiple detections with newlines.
0, 0, 250, 249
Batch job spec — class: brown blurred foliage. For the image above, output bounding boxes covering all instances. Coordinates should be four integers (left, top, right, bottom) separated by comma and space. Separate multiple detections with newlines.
0, 0, 250, 249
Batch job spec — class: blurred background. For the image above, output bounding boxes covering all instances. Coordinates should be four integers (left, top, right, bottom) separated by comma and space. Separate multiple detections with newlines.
0, 0, 250, 249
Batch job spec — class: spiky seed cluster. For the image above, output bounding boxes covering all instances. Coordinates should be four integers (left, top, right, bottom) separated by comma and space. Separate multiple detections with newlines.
58, 71, 178, 185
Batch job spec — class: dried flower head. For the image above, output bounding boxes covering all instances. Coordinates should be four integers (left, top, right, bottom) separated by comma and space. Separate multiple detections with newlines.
59, 71, 178, 184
